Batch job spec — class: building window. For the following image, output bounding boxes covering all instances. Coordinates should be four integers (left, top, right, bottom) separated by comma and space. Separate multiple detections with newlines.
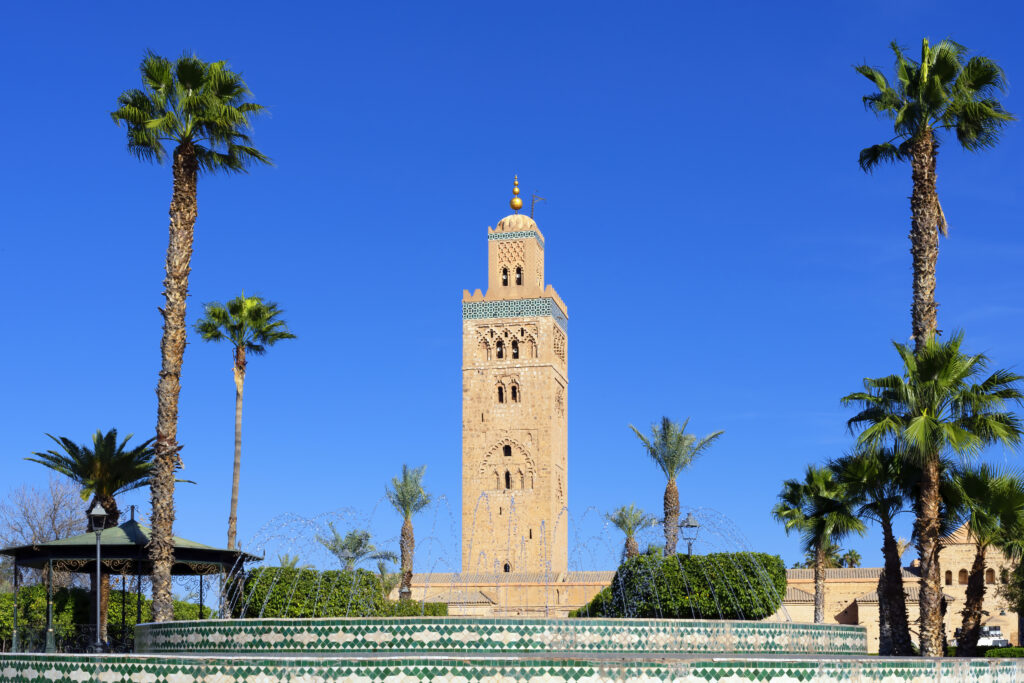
945, 571, 953, 586
529, 529, 533, 539
501, 268, 509, 286
505, 471, 512, 489
503, 562, 511, 573
511, 385, 518, 402
511, 340, 519, 359
496, 341, 504, 359
497, 386, 505, 403
503, 445, 512, 457
986, 569, 996, 585
959, 569, 969, 585
515, 267, 522, 285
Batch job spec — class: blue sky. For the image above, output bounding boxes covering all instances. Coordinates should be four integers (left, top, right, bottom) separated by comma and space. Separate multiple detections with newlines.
2, 1, 1023, 573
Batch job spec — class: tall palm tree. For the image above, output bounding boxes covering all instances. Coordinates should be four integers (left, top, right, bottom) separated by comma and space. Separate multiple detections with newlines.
947, 465, 1024, 656
856, 39, 1014, 352
772, 465, 866, 623
195, 294, 295, 550
111, 52, 270, 621
605, 504, 657, 561
830, 446, 914, 655
315, 525, 397, 571
630, 417, 723, 554
26, 429, 155, 639
843, 333, 1023, 655
385, 465, 431, 600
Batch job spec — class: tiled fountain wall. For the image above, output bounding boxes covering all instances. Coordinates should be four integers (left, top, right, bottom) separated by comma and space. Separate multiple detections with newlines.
134, 617, 868, 655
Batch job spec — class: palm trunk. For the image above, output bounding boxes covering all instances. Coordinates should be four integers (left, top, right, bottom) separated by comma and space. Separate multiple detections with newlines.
663, 478, 679, 555
399, 517, 414, 600
151, 142, 198, 622
909, 129, 940, 352
877, 568, 893, 656
625, 536, 639, 560
881, 517, 913, 655
915, 454, 944, 656
227, 347, 247, 550
956, 544, 988, 657
814, 542, 826, 623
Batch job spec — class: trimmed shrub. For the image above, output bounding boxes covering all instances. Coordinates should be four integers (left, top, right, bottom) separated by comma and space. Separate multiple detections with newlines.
985, 647, 1024, 658
571, 552, 786, 620
232, 567, 447, 618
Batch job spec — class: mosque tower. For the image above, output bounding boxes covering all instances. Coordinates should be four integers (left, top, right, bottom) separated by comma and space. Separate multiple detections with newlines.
461, 177, 569, 576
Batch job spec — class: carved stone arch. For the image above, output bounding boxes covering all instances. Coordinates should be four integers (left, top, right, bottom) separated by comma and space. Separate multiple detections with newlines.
477, 437, 536, 475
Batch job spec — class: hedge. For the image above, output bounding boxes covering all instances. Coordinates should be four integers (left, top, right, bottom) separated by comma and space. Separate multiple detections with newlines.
570, 551, 786, 620
985, 647, 1024, 658
0, 586, 211, 652
231, 568, 446, 618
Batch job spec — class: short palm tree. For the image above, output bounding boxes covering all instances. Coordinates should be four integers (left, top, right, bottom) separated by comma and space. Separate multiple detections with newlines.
797, 538, 843, 569
315, 525, 397, 571
772, 465, 866, 623
830, 446, 914, 655
386, 465, 431, 600
606, 504, 657, 560
856, 39, 1014, 351
947, 465, 1024, 656
277, 554, 312, 570
111, 51, 270, 621
840, 549, 862, 568
195, 294, 295, 550
630, 417, 723, 554
26, 429, 155, 639
843, 333, 1023, 655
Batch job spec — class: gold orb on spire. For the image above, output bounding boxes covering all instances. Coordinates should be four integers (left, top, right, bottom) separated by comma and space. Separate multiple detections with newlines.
510, 175, 523, 212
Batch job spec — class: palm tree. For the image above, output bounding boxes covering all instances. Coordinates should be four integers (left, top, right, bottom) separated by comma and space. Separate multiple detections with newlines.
26, 429, 155, 639
195, 294, 295, 550
630, 417, 723, 554
830, 447, 914, 655
376, 559, 401, 599
797, 538, 843, 569
605, 504, 657, 560
277, 554, 311, 570
772, 465, 866, 623
843, 333, 1024, 655
385, 465, 431, 600
856, 39, 1014, 352
840, 550, 862, 568
111, 52, 270, 621
315, 525, 397, 571
947, 465, 1024, 656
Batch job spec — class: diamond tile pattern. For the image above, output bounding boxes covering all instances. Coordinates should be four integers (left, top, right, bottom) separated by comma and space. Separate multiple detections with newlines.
133, 618, 867, 656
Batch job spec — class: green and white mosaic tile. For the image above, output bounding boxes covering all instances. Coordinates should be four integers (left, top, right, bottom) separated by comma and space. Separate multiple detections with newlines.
134, 618, 867, 656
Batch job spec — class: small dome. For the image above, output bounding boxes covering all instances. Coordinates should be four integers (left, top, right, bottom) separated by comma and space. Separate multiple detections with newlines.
496, 214, 539, 233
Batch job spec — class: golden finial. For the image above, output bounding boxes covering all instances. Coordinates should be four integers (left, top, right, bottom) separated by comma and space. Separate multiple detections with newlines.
510, 175, 523, 213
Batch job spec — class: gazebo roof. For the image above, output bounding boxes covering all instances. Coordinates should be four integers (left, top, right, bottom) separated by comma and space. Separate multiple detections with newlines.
0, 519, 259, 575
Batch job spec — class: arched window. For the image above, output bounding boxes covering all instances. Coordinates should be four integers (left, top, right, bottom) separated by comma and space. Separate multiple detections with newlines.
496, 341, 504, 359
986, 569, 996, 585
501, 268, 509, 286
497, 386, 504, 403
511, 340, 519, 359
515, 267, 522, 285
959, 569, 969, 585
529, 529, 533, 539
503, 445, 512, 457
503, 562, 511, 573
504, 471, 512, 489
511, 385, 518, 402
945, 571, 953, 586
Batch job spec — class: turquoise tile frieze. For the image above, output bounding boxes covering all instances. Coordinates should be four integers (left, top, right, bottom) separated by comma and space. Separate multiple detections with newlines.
134, 618, 867, 656
463, 299, 568, 332
1, 652, 1022, 683
487, 231, 544, 248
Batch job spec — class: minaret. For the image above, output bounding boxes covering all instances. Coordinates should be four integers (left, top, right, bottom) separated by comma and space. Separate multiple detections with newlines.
461, 177, 569, 576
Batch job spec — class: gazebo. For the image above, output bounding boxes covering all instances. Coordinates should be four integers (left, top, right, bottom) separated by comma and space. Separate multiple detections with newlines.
1, 512, 258, 652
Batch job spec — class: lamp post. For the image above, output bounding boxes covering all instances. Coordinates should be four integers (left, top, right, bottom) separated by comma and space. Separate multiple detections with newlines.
88, 502, 107, 652
679, 512, 700, 557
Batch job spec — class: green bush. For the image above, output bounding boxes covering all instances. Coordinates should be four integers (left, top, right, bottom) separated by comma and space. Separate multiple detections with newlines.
571, 552, 786, 620
233, 567, 446, 618
985, 647, 1024, 658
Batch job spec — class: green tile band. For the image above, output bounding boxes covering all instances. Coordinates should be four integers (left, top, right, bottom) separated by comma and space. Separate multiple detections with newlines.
487, 231, 544, 248
463, 298, 568, 332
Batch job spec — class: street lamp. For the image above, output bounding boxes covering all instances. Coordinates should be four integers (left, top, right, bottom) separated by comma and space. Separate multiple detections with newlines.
679, 512, 700, 556
88, 502, 107, 652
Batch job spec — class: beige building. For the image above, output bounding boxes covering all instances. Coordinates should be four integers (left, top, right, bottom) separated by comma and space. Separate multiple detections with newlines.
777, 524, 1020, 652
